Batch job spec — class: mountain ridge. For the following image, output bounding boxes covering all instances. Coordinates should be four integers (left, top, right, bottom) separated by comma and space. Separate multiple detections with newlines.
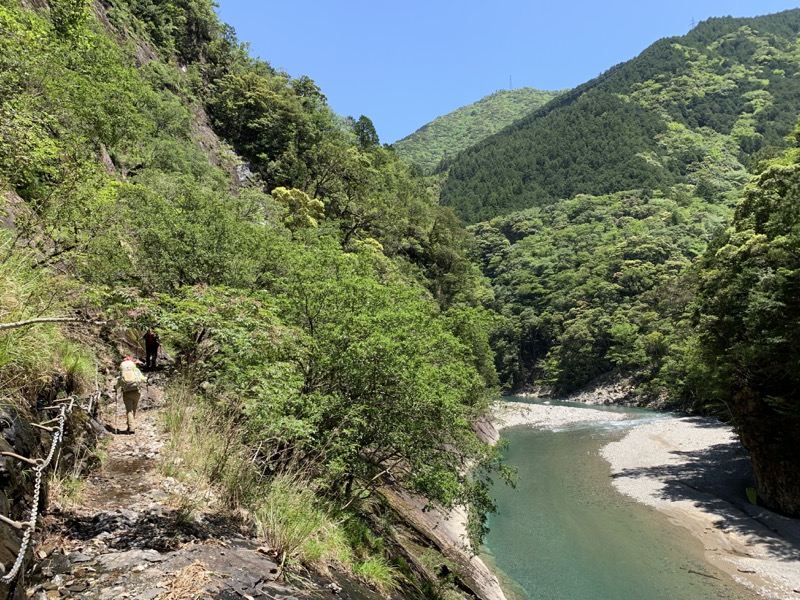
392, 87, 564, 174
439, 8, 800, 223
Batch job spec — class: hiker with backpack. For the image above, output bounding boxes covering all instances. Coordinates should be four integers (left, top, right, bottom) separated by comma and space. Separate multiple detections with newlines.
116, 356, 147, 434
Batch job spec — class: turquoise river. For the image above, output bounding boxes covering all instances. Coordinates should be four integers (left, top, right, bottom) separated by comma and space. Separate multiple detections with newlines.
483, 399, 758, 600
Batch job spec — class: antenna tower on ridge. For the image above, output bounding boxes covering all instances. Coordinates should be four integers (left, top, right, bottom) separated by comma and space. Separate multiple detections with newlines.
690, 17, 697, 28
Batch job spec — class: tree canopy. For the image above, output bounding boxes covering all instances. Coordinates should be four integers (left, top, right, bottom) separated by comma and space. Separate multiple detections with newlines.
692, 129, 800, 516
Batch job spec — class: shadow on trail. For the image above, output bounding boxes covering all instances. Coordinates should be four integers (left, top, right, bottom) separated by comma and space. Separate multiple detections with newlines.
611, 417, 800, 561
57, 507, 248, 552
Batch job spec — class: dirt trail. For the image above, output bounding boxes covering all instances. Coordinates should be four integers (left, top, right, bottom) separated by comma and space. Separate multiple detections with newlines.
26, 374, 374, 600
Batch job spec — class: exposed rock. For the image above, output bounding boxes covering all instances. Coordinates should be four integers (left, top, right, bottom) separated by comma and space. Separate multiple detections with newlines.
18, 0, 48, 10
381, 487, 507, 600
20, 386, 384, 600
472, 414, 499, 446
67, 552, 91, 564
560, 374, 640, 406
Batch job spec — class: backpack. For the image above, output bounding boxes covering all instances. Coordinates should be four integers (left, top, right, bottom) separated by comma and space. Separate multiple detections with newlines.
120, 362, 140, 392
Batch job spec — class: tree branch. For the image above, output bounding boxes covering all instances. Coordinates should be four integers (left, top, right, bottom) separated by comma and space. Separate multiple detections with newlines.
0, 317, 105, 331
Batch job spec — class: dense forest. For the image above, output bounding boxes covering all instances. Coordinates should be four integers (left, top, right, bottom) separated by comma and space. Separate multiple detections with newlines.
393, 87, 563, 174
2, 0, 800, 592
471, 188, 730, 395
440, 9, 800, 223
0, 0, 509, 593
431, 10, 800, 518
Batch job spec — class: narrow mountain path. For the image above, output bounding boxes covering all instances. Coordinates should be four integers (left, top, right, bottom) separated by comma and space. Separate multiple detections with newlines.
27, 374, 371, 600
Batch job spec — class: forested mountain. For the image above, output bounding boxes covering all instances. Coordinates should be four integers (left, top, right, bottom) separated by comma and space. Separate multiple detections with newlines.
2, 0, 800, 580
440, 10, 800, 223
474, 188, 730, 394
463, 9, 800, 397
392, 87, 563, 174
461, 9, 800, 518
0, 0, 507, 593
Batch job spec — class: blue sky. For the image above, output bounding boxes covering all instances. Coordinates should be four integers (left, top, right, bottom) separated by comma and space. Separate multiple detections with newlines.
215, 1, 800, 144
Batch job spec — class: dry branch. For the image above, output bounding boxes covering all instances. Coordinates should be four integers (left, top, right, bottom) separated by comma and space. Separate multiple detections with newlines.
0, 317, 105, 331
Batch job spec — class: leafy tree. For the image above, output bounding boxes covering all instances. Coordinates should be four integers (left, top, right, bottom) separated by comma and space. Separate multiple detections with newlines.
263, 238, 505, 539
352, 115, 379, 150
271, 186, 324, 231
693, 130, 800, 516
51, 0, 90, 38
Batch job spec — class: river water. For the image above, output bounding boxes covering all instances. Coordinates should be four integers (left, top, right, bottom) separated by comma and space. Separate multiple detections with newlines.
483, 399, 756, 600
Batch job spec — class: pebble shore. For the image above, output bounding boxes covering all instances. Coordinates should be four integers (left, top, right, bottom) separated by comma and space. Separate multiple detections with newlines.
493, 400, 800, 600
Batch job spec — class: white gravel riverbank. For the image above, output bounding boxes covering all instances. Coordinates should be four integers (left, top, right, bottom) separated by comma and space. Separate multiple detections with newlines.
493, 400, 631, 430
492, 400, 800, 600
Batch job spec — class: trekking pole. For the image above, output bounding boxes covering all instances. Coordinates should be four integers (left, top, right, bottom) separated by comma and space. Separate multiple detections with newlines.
114, 387, 120, 434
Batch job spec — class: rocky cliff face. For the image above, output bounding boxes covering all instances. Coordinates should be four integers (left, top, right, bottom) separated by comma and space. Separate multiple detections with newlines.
0, 378, 102, 599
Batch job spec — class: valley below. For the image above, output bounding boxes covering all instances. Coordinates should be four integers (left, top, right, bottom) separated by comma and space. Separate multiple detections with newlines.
485, 400, 800, 600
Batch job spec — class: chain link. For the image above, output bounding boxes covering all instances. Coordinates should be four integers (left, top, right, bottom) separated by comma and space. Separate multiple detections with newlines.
1, 395, 86, 584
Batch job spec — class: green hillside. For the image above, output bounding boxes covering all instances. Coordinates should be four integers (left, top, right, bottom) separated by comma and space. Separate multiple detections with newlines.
0, 0, 506, 592
473, 187, 730, 393
462, 9, 800, 517
3, 0, 800, 568
458, 8, 800, 398
392, 87, 563, 174
441, 10, 800, 223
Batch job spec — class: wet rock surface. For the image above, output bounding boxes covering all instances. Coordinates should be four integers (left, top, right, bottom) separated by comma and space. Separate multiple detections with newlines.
23, 376, 380, 600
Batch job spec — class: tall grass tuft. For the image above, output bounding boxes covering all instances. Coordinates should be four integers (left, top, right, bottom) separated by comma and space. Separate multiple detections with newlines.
49, 430, 95, 507
0, 231, 93, 408
159, 377, 407, 594
160, 376, 261, 507
353, 556, 400, 597
253, 474, 328, 568
57, 340, 94, 393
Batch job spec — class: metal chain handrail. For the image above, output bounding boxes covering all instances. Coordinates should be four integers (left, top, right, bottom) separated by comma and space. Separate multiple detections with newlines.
0, 389, 101, 584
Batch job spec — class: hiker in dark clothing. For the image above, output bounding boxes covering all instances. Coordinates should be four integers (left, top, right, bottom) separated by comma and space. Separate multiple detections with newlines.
144, 328, 160, 370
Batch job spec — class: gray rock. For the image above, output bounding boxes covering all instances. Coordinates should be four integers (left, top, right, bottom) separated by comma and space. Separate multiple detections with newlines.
99, 586, 127, 600
46, 555, 72, 575
134, 589, 166, 600
68, 552, 92, 563
117, 508, 138, 521
326, 582, 343, 594
95, 549, 166, 571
